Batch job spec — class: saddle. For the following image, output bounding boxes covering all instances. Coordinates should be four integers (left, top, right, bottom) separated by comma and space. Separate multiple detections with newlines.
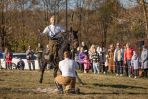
49, 37, 59, 40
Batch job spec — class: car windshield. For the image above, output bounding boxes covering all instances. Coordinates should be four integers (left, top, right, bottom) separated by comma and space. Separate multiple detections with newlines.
13, 54, 26, 59
0, 53, 36, 59
12, 53, 36, 59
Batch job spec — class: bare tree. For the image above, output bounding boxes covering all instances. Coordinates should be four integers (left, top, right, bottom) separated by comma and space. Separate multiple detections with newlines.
139, 0, 148, 39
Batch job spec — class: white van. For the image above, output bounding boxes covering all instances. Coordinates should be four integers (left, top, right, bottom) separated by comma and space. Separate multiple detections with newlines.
0, 53, 39, 70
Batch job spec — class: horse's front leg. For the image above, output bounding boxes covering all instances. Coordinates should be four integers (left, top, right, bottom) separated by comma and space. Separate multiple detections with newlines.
53, 54, 59, 78
39, 60, 47, 83
53, 65, 59, 78
75, 71, 85, 85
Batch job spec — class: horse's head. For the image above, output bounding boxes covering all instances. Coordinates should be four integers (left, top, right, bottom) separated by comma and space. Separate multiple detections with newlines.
71, 30, 78, 40
68, 30, 79, 49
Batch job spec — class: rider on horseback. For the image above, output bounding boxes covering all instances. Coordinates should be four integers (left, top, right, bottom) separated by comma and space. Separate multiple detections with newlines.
42, 15, 65, 69
39, 15, 84, 86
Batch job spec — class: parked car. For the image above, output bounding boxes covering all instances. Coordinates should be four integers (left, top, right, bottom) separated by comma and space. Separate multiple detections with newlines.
0, 53, 39, 70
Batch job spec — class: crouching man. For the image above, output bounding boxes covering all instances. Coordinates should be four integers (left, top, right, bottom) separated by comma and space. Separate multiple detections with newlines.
55, 51, 80, 94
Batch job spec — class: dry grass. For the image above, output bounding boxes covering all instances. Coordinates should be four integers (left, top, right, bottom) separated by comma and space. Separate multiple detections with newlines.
0, 70, 148, 99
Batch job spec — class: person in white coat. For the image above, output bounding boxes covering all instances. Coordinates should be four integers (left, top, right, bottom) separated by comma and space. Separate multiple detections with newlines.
141, 45, 148, 77
131, 51, 140, 78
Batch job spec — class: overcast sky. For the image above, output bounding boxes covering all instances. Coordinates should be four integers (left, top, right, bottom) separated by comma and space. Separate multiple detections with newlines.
119, 0, 138, 8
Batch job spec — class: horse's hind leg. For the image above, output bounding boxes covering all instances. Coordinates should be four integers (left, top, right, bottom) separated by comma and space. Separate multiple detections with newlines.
53, 46, 61, 78
39, 60, 47, 83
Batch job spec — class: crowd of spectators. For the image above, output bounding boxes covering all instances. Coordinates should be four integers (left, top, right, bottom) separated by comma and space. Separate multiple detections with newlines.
73, 42, 148, 78
0, 41, 147, 79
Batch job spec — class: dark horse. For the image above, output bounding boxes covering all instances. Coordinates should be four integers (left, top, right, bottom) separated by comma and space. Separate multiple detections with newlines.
39, 30, 84, 85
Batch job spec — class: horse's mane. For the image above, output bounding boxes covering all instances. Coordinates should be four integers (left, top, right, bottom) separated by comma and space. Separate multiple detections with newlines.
58, 30, 79, 60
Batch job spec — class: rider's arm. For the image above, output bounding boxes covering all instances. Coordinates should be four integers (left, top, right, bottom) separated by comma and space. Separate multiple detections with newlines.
42, 26, 49, 34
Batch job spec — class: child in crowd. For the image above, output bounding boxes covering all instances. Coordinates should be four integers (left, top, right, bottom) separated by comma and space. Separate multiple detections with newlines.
131, 51, 140, 78
82, 55, 91, 73
91, 46, 100, 74
78, 47, 86, 72
89, 44, 96, 72
104, 54, 109, 74
6, 52, 12, 70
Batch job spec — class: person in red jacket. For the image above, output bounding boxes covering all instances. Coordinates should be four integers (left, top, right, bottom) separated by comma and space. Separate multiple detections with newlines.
6, 52, 12, 70
124, 43, 133, 77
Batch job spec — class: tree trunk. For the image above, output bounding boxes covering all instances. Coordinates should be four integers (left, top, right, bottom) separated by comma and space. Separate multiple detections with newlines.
1, 0, 6, 51
140, 0, 148, 39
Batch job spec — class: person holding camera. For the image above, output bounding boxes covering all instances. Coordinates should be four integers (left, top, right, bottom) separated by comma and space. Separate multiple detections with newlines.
26, 46, 35, 71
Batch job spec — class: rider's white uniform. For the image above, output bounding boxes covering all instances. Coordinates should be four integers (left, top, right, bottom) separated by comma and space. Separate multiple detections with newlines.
42, 24, 65, 38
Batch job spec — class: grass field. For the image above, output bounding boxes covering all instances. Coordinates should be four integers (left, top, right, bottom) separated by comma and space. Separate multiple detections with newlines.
0, 70, 147, 99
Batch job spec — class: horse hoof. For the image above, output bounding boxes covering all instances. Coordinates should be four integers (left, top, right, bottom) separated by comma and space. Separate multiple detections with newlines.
80, 82, 85, 86
75, 87, 80, 94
